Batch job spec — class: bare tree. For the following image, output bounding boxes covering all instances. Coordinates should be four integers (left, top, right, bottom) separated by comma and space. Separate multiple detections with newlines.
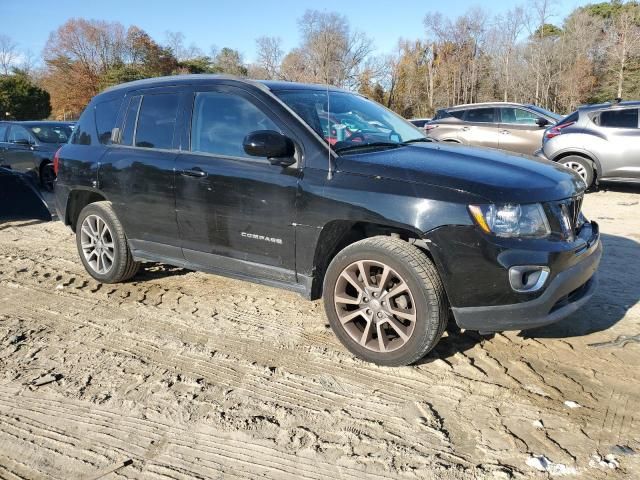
255, 36, 283, 79
491, 7, 526, 101
607, 5, 640, 98
0, 34, 18, 74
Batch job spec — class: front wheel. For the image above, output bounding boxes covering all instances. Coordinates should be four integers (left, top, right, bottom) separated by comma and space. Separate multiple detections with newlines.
75, 202, 139, 283
323, 236, 448, 366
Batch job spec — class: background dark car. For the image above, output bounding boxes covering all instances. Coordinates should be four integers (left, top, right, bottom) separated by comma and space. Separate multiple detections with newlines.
0, 121, 75, 191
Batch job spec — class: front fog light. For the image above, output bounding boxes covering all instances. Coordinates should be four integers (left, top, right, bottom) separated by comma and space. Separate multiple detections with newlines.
509, 266, 550, 292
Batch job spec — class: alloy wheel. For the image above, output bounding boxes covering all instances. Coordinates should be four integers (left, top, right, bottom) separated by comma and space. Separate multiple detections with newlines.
333, 260, 417, 352
80, 214, 115, 275
563, 160, 588, 181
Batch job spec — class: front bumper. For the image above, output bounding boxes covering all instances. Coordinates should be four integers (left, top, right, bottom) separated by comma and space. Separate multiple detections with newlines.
451, 237, 601, 331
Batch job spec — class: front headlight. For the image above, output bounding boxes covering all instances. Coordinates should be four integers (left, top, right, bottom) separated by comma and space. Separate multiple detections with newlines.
468, 203, 551, 238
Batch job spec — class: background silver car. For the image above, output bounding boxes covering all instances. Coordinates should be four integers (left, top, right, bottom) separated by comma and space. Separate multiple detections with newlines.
539, 101, 640, 188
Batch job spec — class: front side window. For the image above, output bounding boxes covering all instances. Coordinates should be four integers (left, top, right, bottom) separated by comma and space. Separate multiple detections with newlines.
275, 90, 425, 152
500, 108, 540, 125
190, 91, 280, 158
8, 126, 33, 144
598, 109, 638, 128
465, 108, 496, 123
135, 93, 179, 149
95, 98, 122, 145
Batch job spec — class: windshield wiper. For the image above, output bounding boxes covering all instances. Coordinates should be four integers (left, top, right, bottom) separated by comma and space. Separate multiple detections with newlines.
334, 142, 406, 154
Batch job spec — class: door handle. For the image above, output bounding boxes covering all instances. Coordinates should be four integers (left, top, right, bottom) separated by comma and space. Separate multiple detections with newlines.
461, 126, 470, 131
500, 130, 511, 135
180, 167, 207, 178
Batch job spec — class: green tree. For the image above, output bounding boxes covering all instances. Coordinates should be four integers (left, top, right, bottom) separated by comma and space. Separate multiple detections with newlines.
0, 72, 51, 120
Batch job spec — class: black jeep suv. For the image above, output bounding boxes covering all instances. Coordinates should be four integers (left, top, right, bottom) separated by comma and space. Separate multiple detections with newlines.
55, 75, 601, 366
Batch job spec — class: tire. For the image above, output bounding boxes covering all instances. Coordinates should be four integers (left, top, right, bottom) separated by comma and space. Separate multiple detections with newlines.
558, 155, 594, 188
75, 201, 140, 283
40, 162, 55, 192
323, 236, 448, 366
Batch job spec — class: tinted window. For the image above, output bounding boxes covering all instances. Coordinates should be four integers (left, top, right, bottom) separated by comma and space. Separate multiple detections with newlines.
95, 98, 121, 145
0, 124, 7, 141
191, 91, 280, 158
71, 107, 95, 145
500, 107, 540, 125
27, 124, 72, 144
599, 109, 638, 128
135, 94, 179, 149
121, 96, 141, 146
449, 110, 466, 120
8, 126, 33, 143
465, 108, 495, 123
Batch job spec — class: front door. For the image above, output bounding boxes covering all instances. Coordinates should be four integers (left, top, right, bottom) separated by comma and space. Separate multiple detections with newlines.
175, 85, 300, 280
498, 107, 546, 155
597, 108, 640, 180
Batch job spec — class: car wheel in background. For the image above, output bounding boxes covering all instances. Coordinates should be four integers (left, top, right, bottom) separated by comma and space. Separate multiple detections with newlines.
323, 236, 448, 366
558, 155, 594, 188
75, 201, 140, 283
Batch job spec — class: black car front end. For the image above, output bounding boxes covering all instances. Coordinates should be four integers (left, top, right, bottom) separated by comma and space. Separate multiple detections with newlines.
425, 193, 601, 332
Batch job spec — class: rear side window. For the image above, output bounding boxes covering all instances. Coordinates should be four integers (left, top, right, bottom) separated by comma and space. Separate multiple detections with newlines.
465, 108, 496, 123
95, 98, 121, 145
71, 107, 95, 145
434, 109, 464, 120
0, 124, 7, 141
121, 96, 141, 146
598, 109, 638, 128
190, 91, 280, 158
135, 93, 180, 149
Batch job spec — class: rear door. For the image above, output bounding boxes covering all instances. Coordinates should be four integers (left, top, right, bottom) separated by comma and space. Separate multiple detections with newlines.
594, 108, 640, 180
460, 107, 501, 149
4, 125, 38, 174
498, 107, 547, 155
99, 89, 184, 259
174, 84, 299, 278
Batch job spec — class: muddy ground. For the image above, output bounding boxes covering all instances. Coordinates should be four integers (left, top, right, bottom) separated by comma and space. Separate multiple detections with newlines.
0, 185, 639, 480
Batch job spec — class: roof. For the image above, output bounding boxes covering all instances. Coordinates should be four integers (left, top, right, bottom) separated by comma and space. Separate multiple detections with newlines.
577, 100, 640, 112
102, 74, 347, 95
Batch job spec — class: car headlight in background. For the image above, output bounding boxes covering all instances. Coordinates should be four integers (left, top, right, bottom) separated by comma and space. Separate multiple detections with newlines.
468, 203, 551, 238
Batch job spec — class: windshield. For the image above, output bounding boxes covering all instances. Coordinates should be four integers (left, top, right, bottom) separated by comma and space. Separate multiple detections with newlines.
274, 90, 426, 153
526, 105, 562, 122
27, 124, 72, 144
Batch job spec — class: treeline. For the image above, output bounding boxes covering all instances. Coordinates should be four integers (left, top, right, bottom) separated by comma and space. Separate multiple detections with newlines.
1, 1, 640, 120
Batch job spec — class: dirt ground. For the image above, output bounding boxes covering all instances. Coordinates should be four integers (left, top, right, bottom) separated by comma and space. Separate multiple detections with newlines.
0, 185, 639, 480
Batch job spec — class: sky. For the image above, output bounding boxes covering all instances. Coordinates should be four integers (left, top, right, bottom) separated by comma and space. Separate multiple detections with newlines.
1, 0, 595, 64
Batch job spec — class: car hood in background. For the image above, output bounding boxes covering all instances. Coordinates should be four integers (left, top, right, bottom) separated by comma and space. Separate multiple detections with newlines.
335, 142, 585, 203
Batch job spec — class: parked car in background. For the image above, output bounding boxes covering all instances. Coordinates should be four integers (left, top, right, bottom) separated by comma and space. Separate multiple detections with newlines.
426, 102, 561, 155
55, 75, 600, 366
0, 121, 75, 191
409, 118, 431, 130
537, 101, 640, 188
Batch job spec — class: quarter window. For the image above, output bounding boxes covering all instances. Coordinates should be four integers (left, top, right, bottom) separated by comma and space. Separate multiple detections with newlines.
121, 96, 141, 146
598, 109, 638, 128
465, 108, 496, 123
135, 93, 180, 149
190, 91, 280, 158
95, 98, 122, 145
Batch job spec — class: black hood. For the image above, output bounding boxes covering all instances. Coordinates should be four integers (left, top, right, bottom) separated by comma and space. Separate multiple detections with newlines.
335, 142, 585, 203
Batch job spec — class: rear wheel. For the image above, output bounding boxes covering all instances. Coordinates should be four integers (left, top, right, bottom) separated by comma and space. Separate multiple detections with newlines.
323, 236, 448, 366
75, 202, 139, 283
558, 155, 594, 188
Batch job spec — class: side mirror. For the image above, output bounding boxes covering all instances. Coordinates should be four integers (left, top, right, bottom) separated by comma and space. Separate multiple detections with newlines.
243, 130, 296, 167
536, 117, 550, 127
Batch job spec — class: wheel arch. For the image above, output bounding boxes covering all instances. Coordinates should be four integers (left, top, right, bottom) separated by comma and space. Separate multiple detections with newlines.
308, 220, 433, 300
551, 149, 602, 179
65, 189, 109, 231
